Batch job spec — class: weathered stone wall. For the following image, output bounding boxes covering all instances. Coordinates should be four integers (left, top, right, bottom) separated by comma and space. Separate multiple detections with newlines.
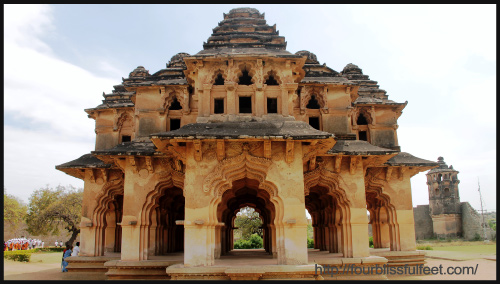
413, 205, 434, 240
461, 202, 495, 241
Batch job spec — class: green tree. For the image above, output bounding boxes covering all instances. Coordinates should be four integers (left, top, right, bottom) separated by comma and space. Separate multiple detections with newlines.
4, 189, 28, 233
25, 185, 83, 246
234, 207, 263, 240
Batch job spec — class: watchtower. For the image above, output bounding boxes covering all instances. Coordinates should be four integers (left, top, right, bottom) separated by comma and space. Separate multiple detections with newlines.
426, 157, 462, 238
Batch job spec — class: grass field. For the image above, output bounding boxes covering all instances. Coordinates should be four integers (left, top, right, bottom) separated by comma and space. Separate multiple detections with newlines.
30, 251, 63, 264
432, 244, 496, 253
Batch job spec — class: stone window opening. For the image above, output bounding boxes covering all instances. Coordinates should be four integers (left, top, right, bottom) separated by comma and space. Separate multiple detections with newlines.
309, 117, 320, 130
357, 113, 369, 125
214, 74, 225, 85
169, 118, 181, 131
169, 97, 182, 110
265, 75, 279, 86
444, 188, 450, 196
438, 174, 442, 182
238, 69, 253, 85
267, 98, 278, 114
239, 96, 252, 114
121, 135, 131, 143
214, 98, 224, 114
306, 95, 320, 109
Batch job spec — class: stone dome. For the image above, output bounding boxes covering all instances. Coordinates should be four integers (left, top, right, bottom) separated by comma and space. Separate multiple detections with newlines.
167, 52, 190, 68
295, 50, 319, 64
341, 63, 363, 75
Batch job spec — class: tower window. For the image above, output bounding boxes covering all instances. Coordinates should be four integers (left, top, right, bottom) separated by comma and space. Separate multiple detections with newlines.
306, 95, 320, 109
239, 97, 252, 114
214, 74, 225, 85
357, 113, 368, 125
238, 70, 253, 85
267, 98, 278, 114
359, 131, 367, 141
170, 119, 181, 131
265, 75, 279, 85
169, 97, 182, 110
309, 117, 320, 130
121, 135, 131, 143
214, 98, 224, 114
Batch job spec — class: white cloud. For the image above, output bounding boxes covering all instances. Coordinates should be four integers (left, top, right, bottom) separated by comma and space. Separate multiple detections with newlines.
4, 4, 118, 202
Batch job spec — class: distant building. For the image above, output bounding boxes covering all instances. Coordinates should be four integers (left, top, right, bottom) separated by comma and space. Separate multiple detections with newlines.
413, 157, 495, 240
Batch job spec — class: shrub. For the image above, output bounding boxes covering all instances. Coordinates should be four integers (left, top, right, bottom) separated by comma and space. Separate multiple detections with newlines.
472, 233, 483, 241
416, 245, 433, 250
368, 236, 374, 248
307, 238, 314, 248
234, 234, 263, 249
249, 234, 263, 248
3, 250, 32, 262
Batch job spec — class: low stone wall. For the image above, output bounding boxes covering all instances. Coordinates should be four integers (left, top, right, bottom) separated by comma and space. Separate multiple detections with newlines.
413, 205, 434, 240
461, 202, 495, 240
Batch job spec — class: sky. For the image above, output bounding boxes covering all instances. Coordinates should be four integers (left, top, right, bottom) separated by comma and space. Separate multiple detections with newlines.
4, 4, 496, 213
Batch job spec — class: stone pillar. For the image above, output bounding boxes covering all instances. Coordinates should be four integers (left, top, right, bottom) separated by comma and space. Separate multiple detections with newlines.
104, 211, 116, 252
270, 141, 308, 265
201, 84, 212, 117
118, 159, 158, 261
225, 83, 236, 114
339, 156, 370, 258
254, 85, 265, 116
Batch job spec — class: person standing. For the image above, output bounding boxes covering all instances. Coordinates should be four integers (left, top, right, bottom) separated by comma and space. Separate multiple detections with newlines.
55, 240, 58, 248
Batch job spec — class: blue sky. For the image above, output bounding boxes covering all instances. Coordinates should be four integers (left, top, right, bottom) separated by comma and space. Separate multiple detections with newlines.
4, 4, 496, 213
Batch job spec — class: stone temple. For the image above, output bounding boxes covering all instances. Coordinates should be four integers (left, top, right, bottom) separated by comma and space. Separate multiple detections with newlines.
56, 7, 439, 280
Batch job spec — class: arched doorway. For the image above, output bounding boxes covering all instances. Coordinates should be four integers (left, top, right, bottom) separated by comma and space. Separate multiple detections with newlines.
366, 186, 399, 251
92, 182, 124, 256
217, 178, 276, 260
141, 185, 185, 259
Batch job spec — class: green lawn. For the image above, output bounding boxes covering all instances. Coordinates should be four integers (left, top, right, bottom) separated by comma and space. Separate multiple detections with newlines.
432, 244, 496, 254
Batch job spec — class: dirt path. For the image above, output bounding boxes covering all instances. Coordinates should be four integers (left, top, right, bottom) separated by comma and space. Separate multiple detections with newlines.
4, 250, 496, 280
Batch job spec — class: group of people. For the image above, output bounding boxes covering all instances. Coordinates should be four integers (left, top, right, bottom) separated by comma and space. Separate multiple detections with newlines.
4, 238, 44, 251
61, 242, 80, 272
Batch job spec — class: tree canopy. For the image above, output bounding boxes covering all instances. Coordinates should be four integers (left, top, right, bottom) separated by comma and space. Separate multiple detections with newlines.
25, 185, 83, 246
234, 206, 263, 240
4, 189, 28, 234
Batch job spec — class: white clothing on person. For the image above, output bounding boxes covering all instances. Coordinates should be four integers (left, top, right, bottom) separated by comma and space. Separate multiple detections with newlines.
71, 245, 80, 256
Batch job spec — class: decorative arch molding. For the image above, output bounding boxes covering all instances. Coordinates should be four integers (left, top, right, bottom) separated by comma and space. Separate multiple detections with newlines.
351, 106, 375, 126
135, 169, 185, 260
113, 111, 134, 132
303, 167, 351, 207
365, 180, 401, 251
210, 69, 226, 85
161, 87, 188, 115
236, 62, 257, 85
300, 85, 328, 114
90, 179, 124, 256
263, 69, 282, 86
92, 179, 125, 226
203, 145, 275, 198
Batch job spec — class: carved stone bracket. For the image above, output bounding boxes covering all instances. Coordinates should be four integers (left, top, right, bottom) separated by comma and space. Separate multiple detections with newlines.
264, 140, 271, 159
349, 156, 361, 175
145, 156, 154, 173
285, 140, 294, 163
217, 140, 225, 161
193, 140, 202, 162
334, 155, 342, 173
129, 156, 137, 173
386, 167, 393, 181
